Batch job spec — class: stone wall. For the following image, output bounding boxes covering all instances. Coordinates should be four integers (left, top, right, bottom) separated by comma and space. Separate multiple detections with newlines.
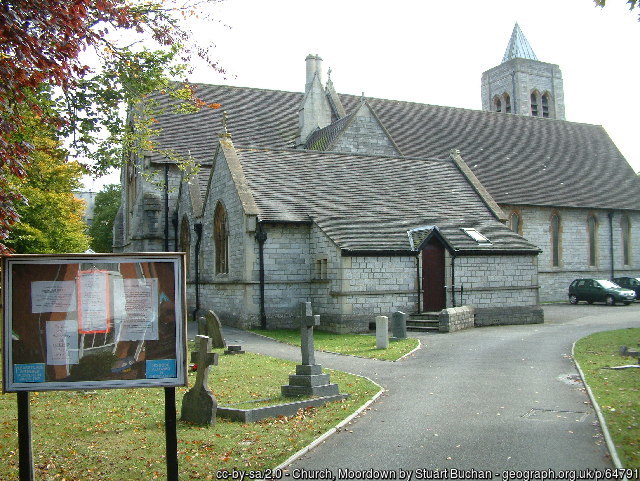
438, 306, 475, 333
453, 255, 540, 308
331, 104, 399, 156
475, 306, 544, 327
501, 205, 640, 303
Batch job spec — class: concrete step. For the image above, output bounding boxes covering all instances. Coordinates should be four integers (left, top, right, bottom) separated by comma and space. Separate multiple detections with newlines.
406, 316, 440, 332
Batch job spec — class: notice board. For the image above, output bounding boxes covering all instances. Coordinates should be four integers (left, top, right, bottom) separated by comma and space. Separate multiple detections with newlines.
2, 253, 187, 392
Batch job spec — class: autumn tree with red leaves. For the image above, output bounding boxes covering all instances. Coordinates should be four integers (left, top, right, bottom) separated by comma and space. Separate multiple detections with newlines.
0, 0, 223, 252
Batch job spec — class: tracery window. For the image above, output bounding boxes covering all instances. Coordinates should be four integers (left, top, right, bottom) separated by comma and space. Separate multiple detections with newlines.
214, 202, 229, 274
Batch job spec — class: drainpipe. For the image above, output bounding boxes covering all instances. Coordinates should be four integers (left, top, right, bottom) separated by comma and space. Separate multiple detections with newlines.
416, 254, 421, 314
172, 212, 179, 252
163, 164, 169, 251
451, 255, 456, 308
255, 222, 268, 329
608, 211, 615, 280
192, 222, 203, 321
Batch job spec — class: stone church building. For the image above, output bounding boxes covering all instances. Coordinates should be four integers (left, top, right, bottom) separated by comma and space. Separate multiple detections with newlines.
114, 25, 640, 331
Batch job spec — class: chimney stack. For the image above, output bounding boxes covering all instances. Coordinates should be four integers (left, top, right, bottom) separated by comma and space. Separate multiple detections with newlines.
305, 54, 323, 91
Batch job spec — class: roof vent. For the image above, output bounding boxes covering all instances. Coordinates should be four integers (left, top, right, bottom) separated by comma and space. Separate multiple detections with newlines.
462, 228, 492, 246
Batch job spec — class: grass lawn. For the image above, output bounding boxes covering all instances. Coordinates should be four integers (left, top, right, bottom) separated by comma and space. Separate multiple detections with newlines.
0, 349, 380, 481
573, 328, 640, 469
250, 329, 420, 361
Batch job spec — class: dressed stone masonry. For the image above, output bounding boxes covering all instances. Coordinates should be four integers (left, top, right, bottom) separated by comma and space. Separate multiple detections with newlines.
281, 303, 340, 397
115, 26, 640, 331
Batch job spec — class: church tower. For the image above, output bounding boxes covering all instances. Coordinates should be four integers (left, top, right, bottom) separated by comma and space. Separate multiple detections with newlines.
481, 23, 565, 120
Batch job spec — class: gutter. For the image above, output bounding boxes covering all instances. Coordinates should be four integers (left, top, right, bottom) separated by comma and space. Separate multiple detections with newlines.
608, 211, 615, 280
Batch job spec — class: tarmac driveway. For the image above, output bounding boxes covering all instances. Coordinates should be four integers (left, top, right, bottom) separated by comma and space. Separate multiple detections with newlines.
222, 303, 640, 477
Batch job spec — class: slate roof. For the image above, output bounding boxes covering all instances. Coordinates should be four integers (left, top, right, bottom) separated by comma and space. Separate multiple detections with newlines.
234, 147, 539, 254
148, 83, 640, 212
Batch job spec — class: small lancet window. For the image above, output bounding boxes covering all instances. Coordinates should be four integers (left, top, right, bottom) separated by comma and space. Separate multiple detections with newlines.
542, 93, 550, 118
214, 202, 229, 274
531, 92, 539, 117
462, 228, 492, 245
510, 212, 521, 234
504, 94, 511, 113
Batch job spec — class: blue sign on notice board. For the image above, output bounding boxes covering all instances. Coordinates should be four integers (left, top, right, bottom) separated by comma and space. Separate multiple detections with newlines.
146, 359, 177, 379
14, 364, 46, 383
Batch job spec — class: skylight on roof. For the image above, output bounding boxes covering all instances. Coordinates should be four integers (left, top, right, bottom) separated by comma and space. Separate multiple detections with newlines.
462, 228, 492, 245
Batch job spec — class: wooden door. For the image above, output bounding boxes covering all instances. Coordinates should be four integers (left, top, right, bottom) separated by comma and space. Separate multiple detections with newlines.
422, 240, 446, 311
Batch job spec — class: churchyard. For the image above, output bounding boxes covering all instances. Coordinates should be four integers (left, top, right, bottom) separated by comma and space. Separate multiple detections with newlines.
0, 341, 380, 480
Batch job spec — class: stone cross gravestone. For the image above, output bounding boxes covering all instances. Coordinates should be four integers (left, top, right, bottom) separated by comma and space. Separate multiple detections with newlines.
281, 302, 340, 397
180, 335, 219, 425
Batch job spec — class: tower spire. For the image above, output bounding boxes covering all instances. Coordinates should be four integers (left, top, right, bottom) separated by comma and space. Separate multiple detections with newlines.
502, 23, 538, 63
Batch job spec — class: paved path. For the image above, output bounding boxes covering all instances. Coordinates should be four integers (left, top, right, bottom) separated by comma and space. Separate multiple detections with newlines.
220, 304, 639, 476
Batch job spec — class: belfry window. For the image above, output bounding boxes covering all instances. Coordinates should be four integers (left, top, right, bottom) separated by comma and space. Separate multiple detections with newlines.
504, 94, 511, 113
494, 97, 502, 113
542, 93, 550, 118
530, 92, 539, 117
214, 202, 229, 274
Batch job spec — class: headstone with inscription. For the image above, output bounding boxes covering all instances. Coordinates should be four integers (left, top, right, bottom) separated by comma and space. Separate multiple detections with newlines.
281, 302, 340, 397
180, 335, 219, 425
391, 311, 408, 340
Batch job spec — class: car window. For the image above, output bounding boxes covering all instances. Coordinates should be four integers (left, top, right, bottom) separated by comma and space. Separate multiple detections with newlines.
598, 280, 618, 289
631, 279, 639, 286
577, 280, 586, 287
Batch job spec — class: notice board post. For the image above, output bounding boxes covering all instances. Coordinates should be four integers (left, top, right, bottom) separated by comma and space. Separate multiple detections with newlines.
3, 253, 186, 481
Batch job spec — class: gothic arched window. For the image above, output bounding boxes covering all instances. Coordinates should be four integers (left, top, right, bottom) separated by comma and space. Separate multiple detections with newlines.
621, 214, 631, 266
587, 214, 598, 266
541, 93, 550, 118
504, 93, 512, 113
494, 96, 502, 113
530, 91, 539, 117
180, 216, 191, 276
214, 202, 229, 274
551, 213, 561, 267
510, 211, 521, 234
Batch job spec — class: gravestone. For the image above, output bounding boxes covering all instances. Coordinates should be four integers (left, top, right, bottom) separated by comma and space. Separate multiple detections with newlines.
281, 302, 340, 397
375, 315, 389, 349
391, 311, 408, 340
205, 310, 226, 349
180, 335, 219, 425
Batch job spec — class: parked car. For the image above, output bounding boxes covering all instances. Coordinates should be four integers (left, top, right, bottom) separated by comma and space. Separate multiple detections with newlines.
568, 279, 636, 306
612, 276, 640, 299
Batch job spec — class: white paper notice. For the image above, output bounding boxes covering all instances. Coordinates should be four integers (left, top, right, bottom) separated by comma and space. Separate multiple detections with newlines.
117, 278, 159, 341
46, 320, 79, 365
31, 281, 77, 313
77, 270, 110, 333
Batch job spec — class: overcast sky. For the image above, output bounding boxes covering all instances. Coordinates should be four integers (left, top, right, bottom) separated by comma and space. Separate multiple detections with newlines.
83, 0, 640, 190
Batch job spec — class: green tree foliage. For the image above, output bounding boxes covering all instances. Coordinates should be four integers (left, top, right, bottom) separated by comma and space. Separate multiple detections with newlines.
594, 0, 639, 19
88, 184, 122, 252
5, 119, 90, 254
0, 0, 223, 252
